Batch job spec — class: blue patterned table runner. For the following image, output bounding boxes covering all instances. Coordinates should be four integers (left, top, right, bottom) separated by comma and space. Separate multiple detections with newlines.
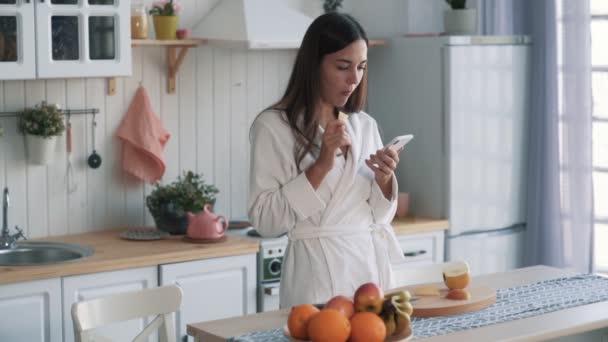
228, 274, 608, 341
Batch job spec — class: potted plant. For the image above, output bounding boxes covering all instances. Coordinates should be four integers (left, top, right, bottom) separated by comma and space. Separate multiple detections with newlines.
323, 0, 344, 13
444, 0, 477, 35
18, 101, 65, 165
146, 171, 219, 235
149, 0, 182, 40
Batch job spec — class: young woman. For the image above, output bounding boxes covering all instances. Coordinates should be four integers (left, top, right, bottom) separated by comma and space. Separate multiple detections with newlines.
248, 12, 404, 308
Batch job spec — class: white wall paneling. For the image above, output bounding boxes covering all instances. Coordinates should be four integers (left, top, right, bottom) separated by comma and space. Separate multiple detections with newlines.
0, 46, 297, 237
0, 0, 381, 237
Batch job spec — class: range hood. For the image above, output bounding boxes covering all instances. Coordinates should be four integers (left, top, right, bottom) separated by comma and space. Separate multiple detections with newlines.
192, 0, 314, 49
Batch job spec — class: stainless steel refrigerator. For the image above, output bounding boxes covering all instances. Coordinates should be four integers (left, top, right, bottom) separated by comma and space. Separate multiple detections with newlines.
369, 36, 531, 275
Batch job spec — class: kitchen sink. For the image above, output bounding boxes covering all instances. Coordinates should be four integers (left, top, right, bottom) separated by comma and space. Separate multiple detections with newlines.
0, 242, 94, 266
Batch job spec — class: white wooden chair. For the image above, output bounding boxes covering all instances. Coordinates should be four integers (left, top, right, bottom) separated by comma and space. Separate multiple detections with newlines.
392, 261, 462, 287
71, 285, 183, 342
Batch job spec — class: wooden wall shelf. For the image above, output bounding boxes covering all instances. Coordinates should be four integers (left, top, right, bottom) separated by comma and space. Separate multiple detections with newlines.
107, 38, 386, 95
131, 39, 208, 47
106, 39, 208, 95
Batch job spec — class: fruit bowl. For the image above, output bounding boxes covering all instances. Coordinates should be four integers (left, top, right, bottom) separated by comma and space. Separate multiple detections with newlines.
282, 324, 412, 342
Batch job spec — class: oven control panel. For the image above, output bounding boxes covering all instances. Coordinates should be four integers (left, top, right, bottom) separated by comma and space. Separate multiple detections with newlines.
261, 246, 285, 283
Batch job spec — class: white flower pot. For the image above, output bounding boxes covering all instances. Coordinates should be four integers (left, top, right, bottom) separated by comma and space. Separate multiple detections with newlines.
26, 134, 57, 165
444, 9, 477, 35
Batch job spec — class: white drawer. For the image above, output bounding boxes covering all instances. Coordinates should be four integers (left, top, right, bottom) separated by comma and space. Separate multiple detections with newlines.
396, 231, 445, 264
399, 237, 434, 263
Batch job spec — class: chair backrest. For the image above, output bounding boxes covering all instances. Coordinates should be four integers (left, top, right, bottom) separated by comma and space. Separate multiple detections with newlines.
393, 261, 462, 287
71, 285, 183, 342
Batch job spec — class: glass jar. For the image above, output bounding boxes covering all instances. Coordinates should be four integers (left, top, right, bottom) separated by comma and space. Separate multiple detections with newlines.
131, 3, 148, 39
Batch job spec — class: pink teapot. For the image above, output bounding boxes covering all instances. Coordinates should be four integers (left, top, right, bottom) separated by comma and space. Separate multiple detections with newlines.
186, 204, 228, 240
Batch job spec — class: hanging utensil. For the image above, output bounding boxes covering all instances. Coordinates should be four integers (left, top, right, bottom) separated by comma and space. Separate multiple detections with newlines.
87, 113, 102, 169
66, 113, 77, 193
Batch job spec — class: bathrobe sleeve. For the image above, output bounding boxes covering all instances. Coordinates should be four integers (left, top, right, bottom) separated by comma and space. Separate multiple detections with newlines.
368, 119, 398, 224
248, 117, 326, 237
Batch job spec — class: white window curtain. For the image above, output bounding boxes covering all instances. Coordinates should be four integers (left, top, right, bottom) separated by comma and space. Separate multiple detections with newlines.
479, 0, 595, 272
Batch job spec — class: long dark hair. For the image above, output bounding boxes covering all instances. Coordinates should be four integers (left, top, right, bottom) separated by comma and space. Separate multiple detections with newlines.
270, 12, 368, 170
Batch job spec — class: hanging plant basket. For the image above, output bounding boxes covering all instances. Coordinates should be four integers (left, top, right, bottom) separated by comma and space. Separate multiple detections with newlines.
25, 134, 58, 165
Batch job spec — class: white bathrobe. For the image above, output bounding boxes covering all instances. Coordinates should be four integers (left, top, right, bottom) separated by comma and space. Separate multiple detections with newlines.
248, 109, 405, 308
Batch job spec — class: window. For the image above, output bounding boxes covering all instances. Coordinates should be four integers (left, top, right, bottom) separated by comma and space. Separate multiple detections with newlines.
591, 0, 608, 271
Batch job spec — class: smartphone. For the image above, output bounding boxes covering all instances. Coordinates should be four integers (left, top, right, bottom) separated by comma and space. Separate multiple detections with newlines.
384, 134, 414, 152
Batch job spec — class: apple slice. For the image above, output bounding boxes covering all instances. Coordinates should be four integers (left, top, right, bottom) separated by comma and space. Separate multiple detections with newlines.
442, 261, 471, 290
338, 111, 348, 122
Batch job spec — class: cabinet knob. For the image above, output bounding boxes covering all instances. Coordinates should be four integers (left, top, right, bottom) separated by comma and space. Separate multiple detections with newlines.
403, 249, 427, 257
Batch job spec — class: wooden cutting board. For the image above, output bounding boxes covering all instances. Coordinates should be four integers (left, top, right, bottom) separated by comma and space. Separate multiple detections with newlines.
405, 283, 497, 318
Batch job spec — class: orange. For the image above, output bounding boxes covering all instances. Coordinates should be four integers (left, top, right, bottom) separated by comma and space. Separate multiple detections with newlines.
349, 311, 386, 342
287, 304, 320, 340
307, 308, 351, 342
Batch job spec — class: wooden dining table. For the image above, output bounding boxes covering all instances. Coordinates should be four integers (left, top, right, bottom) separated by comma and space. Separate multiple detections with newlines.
187, 265, 608, 341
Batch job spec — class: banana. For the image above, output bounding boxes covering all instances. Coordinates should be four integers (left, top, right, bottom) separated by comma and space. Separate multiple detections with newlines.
380, 290, 414, 337
382, 312, 397, 336
385, 290, 412, 302
395, 310, 412, 336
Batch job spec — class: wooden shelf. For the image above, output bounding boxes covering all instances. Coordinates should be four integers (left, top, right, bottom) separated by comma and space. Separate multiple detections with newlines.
107, 38, 386, 96
106, 38, 208, 95
131, 38, 207, 47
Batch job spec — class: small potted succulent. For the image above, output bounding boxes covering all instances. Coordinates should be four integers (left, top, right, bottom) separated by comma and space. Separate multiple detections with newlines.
18, 101, 65, 165
444, 0, 477, 35
146, 171, 219, 235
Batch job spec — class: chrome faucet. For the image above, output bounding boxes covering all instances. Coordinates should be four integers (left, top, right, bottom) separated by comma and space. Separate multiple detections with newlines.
0, 187, 26, 249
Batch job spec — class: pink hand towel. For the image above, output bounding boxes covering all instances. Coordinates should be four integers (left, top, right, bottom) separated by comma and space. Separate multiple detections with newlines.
117, 86, 170, 183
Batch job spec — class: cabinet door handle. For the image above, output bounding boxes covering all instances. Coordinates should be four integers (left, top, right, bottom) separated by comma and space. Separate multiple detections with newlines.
403, 249, 427, 257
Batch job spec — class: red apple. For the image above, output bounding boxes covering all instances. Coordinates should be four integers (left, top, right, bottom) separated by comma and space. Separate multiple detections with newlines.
176, 29, 191, 39
325, 295, 355, 319
353, 282, 384, 314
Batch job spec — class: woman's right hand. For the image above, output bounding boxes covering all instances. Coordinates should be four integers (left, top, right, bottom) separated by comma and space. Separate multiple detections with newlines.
316, 119, 351, 172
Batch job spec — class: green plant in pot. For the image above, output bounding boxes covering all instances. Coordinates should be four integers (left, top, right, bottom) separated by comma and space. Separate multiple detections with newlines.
18, 101, 65, 165
445, 0, 466, 10
146, 171, 219, 235
444, 0, 476, 35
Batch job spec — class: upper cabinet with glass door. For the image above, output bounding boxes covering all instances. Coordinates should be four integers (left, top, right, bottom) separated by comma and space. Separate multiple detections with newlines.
36, 0, 131, 78
0, 0, 131, 80
0, 0, 36, 79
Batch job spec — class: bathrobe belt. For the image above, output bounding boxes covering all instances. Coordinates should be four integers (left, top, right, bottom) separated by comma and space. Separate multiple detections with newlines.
287, 223, 404, 264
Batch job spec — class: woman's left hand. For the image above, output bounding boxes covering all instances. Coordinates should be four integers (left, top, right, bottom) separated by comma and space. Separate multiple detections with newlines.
365, 147, 401, 198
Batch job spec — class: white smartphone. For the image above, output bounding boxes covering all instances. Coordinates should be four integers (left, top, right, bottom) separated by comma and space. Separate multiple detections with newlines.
384, 134, 414, 152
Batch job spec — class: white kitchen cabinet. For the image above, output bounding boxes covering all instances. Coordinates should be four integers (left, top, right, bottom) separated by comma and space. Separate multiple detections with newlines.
0, 278, 62, 342
0, 0, 131, 80
62, 266, 158, 342
392, 231, 445, 286
396, 231, 445, 265
0, 0, 36, 79
160, 254, 257, 342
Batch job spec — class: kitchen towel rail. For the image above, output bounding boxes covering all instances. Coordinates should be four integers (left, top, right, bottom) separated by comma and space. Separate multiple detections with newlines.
0, 108, 100, 118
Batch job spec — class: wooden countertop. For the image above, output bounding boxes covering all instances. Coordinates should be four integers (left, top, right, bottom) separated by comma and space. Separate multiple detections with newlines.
0, 217, 445, 285
391, 217, 449, 235
0, 229, 259, 285
188, 266, 608, 342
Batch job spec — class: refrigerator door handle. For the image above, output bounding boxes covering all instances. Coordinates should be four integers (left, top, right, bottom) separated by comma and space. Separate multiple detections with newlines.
447, 223, 526, 239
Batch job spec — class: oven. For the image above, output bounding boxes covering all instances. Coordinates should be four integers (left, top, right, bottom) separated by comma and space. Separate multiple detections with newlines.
257, 240, 285, 312
226, 225, 288, 312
